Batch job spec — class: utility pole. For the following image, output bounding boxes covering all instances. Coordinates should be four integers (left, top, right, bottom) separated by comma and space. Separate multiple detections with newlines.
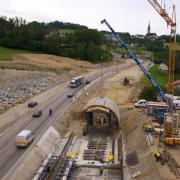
101, 56, 103, 82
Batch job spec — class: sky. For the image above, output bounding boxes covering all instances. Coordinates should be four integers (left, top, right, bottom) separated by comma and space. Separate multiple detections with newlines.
0, 0, 179, 35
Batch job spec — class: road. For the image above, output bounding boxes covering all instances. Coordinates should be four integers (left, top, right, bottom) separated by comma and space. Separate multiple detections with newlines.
0, 63, 132, 179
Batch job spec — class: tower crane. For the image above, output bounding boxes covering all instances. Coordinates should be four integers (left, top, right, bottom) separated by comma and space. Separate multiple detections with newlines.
148, 0, 176, 97
148, 0, 178, 144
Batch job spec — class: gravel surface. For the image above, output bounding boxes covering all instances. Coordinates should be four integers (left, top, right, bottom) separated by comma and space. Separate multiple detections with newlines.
0, 69, 64, 112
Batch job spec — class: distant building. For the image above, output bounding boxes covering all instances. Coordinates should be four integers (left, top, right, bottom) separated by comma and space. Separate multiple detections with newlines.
103, 32, 119, 46
104, 32, 118, 42
45, 31, 55, 38
159, 63, 168, 71
135, 34, 144, 39
130, 43, 138, 47
146, 21, 157, 40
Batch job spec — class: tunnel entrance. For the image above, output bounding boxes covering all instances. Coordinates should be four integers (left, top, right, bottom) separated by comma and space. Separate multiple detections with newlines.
83, 96, 120, 135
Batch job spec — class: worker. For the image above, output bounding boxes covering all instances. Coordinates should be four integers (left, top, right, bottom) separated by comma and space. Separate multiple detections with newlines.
108, 152, 113, 163
49, 108, 52, 116
104, 174, 108, 180
154, 152, 161, 162
100, 166, 104, 175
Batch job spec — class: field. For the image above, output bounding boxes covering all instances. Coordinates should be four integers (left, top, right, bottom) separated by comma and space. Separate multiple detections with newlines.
143, 64, 180, 87
115, 46, 153, 57
59, 29, 74, 34
0, 47, 33, 60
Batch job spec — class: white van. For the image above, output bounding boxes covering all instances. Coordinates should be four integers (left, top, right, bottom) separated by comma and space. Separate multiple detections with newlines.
16, 130, 33, 148
134, 99, 147, 108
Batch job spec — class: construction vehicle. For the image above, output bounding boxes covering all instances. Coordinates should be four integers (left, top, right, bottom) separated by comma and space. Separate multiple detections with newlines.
123, 77, 129, 86
134, 99, 147, 108
101, 19, 167, 103
101, 19, 179, 145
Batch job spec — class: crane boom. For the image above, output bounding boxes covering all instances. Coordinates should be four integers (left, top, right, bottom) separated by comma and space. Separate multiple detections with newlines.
148, 0, 175, 26
101, 19, 167, 102
148, 0, 176, 96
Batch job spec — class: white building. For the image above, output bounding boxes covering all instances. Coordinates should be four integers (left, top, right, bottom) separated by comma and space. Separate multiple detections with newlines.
159, 63, 168, 71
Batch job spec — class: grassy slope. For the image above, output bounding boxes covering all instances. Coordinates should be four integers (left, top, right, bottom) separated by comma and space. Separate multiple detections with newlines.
115, 47, 153, 57
0, 47, 32, 60
142, 64, 180, 88
59, 29, 75, 34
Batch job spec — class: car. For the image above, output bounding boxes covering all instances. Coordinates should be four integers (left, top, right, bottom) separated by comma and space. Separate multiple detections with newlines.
67, 93, 74, 98
32, 109, 42, 117
85, 80, 91, 84
28, 101, 38, 108
134, 99, 147, 108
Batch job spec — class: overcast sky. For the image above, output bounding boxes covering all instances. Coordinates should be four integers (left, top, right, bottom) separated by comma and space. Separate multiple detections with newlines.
0, 0, 179, 35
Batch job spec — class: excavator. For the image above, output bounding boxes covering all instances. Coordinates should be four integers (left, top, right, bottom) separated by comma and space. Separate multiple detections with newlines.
123, 77, 129, 86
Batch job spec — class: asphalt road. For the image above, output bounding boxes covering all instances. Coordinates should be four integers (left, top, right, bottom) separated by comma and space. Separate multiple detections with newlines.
0, 63, 132, 179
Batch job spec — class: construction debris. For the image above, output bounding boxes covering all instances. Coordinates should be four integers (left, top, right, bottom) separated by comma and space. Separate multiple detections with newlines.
126, 151, 139, 166
162, 151, 180, 178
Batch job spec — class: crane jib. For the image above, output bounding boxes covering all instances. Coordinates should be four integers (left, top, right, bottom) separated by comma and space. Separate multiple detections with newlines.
101, 19, 168, 102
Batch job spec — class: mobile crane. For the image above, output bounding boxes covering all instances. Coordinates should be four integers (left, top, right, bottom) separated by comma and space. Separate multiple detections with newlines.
101, 19, 167, 103
101, 19, 179, 144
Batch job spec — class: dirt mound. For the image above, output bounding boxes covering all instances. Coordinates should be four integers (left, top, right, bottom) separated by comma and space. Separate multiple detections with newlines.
15, 54, 94, 69
0, 54, 95, 77
13, 54, 94, 76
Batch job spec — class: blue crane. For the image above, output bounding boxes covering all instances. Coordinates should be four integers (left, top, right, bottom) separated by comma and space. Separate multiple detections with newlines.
101, 19, 168, 103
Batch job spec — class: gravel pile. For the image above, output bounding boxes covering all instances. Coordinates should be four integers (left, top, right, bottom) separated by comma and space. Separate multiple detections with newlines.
0, 76, 63, 108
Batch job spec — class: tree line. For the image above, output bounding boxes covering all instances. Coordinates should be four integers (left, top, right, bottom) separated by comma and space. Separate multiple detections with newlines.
108, 31, 180, 73
0, 16, 112, 62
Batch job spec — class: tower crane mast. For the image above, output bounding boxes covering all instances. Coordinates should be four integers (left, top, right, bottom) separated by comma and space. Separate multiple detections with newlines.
148, 0, 176, 96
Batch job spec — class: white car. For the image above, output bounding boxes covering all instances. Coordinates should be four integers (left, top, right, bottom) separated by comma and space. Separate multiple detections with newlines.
134, 99, 147, 108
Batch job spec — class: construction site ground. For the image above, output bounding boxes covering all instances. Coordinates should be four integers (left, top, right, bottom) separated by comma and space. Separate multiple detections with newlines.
2, 58, 180, 179
53, 60, 180, 180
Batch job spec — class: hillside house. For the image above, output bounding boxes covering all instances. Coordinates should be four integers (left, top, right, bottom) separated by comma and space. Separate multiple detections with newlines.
159, 63, 168, 71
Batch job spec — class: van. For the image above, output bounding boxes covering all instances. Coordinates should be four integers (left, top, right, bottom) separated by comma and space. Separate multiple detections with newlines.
134, 99, 147, 108
16, 130, 33, 148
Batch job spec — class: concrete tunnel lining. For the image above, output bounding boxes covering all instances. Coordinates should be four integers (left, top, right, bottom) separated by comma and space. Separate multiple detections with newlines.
82, 96, 120, 132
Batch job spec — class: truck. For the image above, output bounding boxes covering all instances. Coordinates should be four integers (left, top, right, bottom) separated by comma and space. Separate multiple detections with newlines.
70, 76, 84, 88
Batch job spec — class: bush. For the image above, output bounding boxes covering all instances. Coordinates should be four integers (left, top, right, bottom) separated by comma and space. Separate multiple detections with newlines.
139, 86, 157, 101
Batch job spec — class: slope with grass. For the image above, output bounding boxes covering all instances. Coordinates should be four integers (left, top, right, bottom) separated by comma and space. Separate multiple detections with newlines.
140, 64, 180, 100
0, 47, 33, 60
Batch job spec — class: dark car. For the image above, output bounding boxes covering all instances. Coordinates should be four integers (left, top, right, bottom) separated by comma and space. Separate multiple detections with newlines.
32, 109, 42, 118
85, 80, 91, 84
67, 93, 74, 98
28, 101, 38, 108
